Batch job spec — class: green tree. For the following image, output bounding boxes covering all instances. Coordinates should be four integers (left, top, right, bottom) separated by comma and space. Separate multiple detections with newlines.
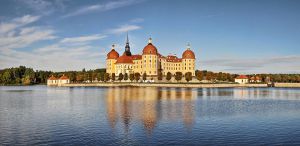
166, 72, 172, 81
76, 74, 84, 83
185, 72, 193, 82
118, 73, 124, 82
124, 73, 128, 81
129, 73, 134, 82
3, 70, 13, 84
142, 73, 147, 81
111, 73, 116, 82
196, 71, 203, 81
134, 73, 140, 82
104, 73, 110, 82
158, 71, 163, 81
175, 72, 183, 82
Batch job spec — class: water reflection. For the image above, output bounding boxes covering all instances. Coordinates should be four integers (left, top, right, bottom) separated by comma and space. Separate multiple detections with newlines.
1, 86, 300, 145
105, 87, 300, 134
105, 87, 197, 133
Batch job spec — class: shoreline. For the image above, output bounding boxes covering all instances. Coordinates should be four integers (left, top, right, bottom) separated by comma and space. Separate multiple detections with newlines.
59, 83, 271, 88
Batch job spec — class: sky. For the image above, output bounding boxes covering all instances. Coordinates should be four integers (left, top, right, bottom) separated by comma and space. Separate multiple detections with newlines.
0, 0, 300, 73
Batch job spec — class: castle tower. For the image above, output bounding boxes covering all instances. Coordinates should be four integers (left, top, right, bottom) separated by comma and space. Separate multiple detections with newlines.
182, 43, 196, 76
124, 32, 132, 56
142, 37, 159, 77
106, 44, 119, 75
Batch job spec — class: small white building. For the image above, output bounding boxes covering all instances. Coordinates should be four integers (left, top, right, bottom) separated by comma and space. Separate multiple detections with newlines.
58, 74, 70, 85
235, 75, 249, 84
47, 75, 58, 86
47, 74, 70, 86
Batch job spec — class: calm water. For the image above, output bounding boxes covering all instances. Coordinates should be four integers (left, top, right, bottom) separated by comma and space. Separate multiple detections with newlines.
1, 86, 300, 145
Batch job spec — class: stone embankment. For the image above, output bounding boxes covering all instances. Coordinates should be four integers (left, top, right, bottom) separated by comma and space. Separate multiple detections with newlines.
60, 83, 269, 88
274, 83, 300, 88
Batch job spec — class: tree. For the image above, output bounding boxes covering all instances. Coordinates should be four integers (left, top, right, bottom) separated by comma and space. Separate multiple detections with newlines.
76, 74, 84, 83
22, 76, 32, 85
185, 72, 192, 82
158, 71, 163, 81
129, 73, 134, 82
111, 73, 116, 82
166, 72, 172, 81
124, 73, 128, 81
142, 73, 147, 81
196, 71, 203, 81
83, 72, 89, 82
175, 72, 183, 82
118, 73, 123, 82
100, 73, 105, 82
134, 73, 140, 82
206, 72, 213, 81
104, 73, 110, 82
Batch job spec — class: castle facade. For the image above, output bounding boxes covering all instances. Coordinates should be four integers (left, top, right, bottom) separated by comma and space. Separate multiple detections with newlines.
106, 35, 196, 77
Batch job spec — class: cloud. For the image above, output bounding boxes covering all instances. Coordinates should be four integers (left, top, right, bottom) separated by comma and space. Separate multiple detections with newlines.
17, 0, 67, 15
60, 34, 106, 44
108, 24, 141, 34
0, 45, 106, 71
0, 15, 40, 34
0, 15, 55, 52
0, 15, 143, 71
62, 0, 143, 18
202, 56, 300, 73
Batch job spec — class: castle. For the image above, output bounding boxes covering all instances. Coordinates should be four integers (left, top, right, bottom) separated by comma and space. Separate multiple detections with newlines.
106, 35, 196, 78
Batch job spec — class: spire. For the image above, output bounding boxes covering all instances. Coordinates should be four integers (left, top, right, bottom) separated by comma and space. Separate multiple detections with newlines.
148, 37, 152, 44
112, 44, 115, 50
187, 43, 191, 50
124, 32, 131, 56
126, 31, 129, 44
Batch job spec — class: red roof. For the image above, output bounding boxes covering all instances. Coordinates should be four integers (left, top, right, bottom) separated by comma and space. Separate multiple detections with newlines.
182, 49, 195, 59
59, 74, 69, 80
236, 75, 248, 79
166, 55, 182, 62
48, 75, 57, 80
131, 55, 142, 60
107, 49, 119, 59
143, 43, 158, 55
115, 54, 133, 64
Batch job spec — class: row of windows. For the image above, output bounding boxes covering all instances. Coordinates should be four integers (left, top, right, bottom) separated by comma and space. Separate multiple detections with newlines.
165, 67, 194, 70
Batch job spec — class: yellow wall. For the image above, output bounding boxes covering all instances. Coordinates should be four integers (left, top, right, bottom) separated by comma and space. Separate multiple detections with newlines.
106, 55, 195, 77
142, 54, 158, 76
106, 59, 117, 75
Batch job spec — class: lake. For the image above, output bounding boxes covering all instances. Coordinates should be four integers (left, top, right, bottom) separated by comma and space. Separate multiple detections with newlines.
1, 86, 300, 145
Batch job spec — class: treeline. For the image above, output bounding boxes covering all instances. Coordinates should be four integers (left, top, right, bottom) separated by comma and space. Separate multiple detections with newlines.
195, 70, 300, 83
0, 66, 52, 85
195, 70, 236, 82
1, 66, 300, 85
0, 66, 106, 85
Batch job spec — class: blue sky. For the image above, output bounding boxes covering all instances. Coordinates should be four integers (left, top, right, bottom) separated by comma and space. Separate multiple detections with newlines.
0, 0, 300, 73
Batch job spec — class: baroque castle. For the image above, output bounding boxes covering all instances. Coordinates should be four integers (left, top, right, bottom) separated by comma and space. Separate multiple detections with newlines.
106, 34, 196, 77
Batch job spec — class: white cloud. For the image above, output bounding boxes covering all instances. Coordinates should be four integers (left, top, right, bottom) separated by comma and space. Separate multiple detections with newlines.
108, 24, 141, 34
62, 0, 143, 18
0, 45, 106, 71
0, 15, 40, 34
0, 15, 143, 71
60, 34, 106, 44
0, 15, 55, 52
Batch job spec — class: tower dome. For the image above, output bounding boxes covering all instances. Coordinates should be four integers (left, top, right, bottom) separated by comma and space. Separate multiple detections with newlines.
182, 43, 195, 59
142, 38, 158, 55
107, 45, 119, 59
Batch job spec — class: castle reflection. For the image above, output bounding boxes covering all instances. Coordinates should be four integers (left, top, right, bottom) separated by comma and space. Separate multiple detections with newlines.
105, 87, 197, 134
